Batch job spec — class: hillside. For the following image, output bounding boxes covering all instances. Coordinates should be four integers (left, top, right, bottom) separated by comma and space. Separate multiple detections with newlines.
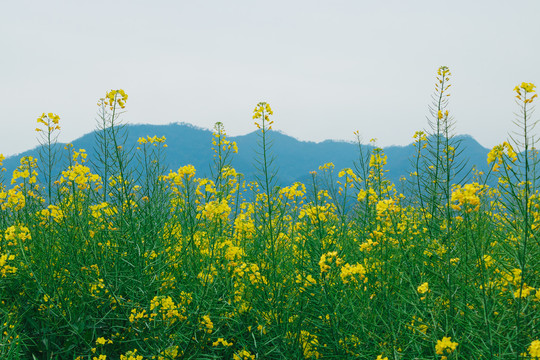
2, 123, 490, 187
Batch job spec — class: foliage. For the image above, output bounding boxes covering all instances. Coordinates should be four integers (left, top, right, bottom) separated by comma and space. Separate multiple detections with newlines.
0, 74, 539, 359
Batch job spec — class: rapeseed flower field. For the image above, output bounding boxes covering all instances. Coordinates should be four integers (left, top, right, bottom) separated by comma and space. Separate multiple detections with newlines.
0, 67, 539, 359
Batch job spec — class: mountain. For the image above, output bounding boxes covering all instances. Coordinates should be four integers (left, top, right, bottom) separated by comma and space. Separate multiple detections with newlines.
1, 123, 490, 188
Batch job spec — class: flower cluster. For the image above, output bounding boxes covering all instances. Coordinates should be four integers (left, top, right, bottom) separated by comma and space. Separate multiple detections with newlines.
199, 314, 214, 334
36, 112, 61, 133
163, 165, 197, 186
435, 336, 458, 359
338, 167, 358, 183
199, 199, 231, 222
200, 315, 214, 334
417, 282, 430, 300
529, 340, 540, 359
0, 253, 17, 277
369, 152, 387, 169
0, 187, 26, 211
319, 251, 343, 275
39, 205, 64, 223
450, 183, 483, 212
150, 295, 184, 323
298, 330, 321, 359
11, 156, 38, 185
413, 130, 428, 143
299, 204, 333, 223
437, 109, 449, 120
99, 89, 128, 110
128, 308, 148, 323
487, 141, 517, 171
4, 225, 32, 247
95, 337, 113, 346
376, 199, 397, 217
438, 65, 451, 78
295, 273, 317, 293
60, 164, 102, 190
156, 346, 181, 360
149, 292, 191, 325
340, 263, 367, 284
120, 349, 142, 360
278, 182, 306, 201
514, 82, 537, 102
233, 349, 256, 360
252, 102, 274, 131
212, 338, 233, 347
212, 122, 238, 155
137, 135, 167, 147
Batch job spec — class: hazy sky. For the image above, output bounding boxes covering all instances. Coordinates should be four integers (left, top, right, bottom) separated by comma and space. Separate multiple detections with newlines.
2, 0, 539, 156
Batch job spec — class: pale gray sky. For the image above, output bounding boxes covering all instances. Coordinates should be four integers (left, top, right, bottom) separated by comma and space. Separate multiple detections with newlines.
1, 0, 539, 156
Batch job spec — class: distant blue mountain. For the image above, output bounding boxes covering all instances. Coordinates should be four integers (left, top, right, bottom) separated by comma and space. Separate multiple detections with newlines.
1, 123, 490, 187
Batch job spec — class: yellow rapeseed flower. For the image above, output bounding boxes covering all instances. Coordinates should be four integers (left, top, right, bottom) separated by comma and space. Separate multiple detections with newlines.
36, 112, 61, 133
200, 314, 214, 334
450, 183, 483, 212
200, 199, 231, 221
520, 82, 536, 93
0, 253, 17, 277
435, 336, 458, 357
120, 349, 142, 360
99, 89, 128, 110
319, 162, 335, 171
340, 263, 367, 284
417, 282, 429, 294
212, 337, 233, 347
233, 349, 256, 360
514, 82, 537, 102
376, 199, 397, 217
529, 340, 540, 359
95, 337, 112, 345
252, 102, 274, 131
157, 346, 181, 360
319, 251, 343, 276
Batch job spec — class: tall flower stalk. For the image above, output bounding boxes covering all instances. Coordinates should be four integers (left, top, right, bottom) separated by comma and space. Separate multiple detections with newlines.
35, 112, 61, 204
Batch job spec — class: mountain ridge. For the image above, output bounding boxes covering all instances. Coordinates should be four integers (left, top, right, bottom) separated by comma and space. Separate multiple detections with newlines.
2, 123, 491, 187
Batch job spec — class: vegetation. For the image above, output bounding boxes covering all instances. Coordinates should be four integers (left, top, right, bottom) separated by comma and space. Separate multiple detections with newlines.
0, 67, 539, 359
